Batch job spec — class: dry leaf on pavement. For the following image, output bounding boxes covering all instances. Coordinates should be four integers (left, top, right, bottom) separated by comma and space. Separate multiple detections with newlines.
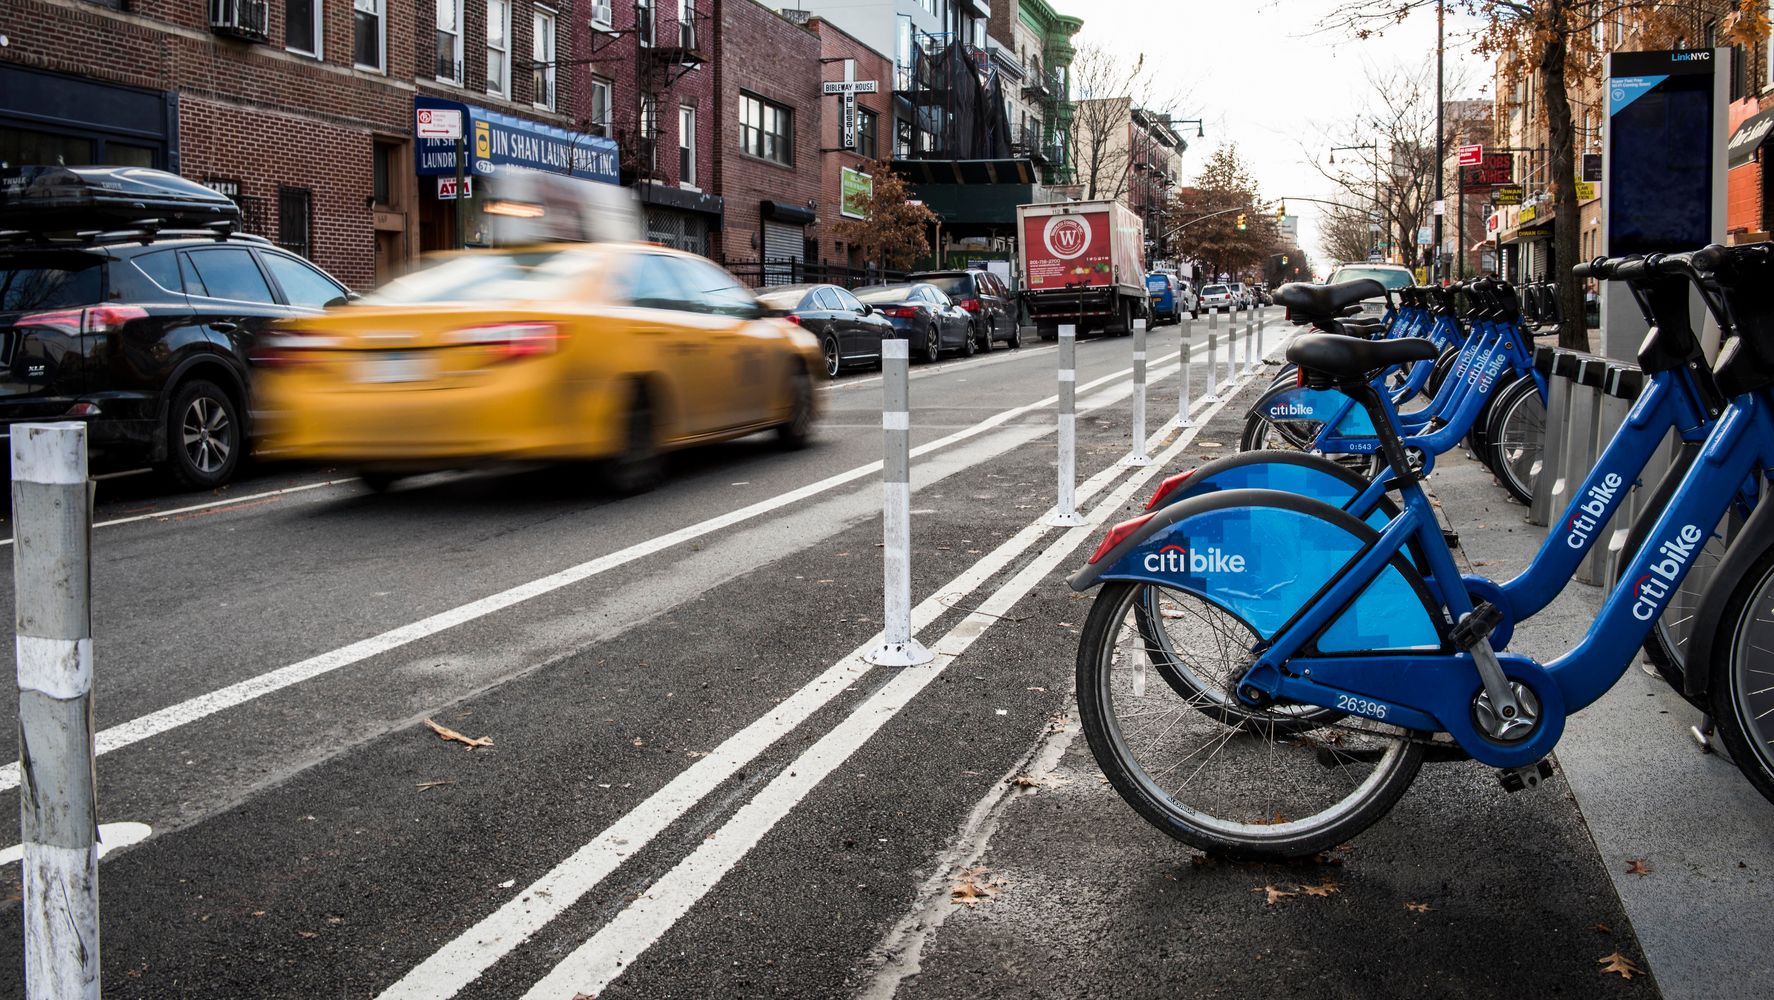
1598, 951, 1644, 980
423, 719, 493, 750
1252, 885, 1297, 906
1405, 901, 1431, 913
1299, 881, 1339, 898
1625, 858, 1653, 877
951, 868, 1002, 906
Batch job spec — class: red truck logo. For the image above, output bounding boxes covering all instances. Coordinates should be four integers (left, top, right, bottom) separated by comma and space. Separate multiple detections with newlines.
1043, 216, 1092, 260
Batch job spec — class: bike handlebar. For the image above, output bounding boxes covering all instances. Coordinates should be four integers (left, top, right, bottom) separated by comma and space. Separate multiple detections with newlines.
1576, 244, 1767, 282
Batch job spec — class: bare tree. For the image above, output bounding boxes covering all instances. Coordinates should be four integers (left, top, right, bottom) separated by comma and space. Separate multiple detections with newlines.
1064, 45, 1170, 201
1320, 0, 1767, 348
1318, 198, 1383, 264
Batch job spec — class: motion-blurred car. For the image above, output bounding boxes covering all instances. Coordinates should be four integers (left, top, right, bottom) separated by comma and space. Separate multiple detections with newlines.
909, 268, 1020, 350
1175, 278, 1200, 318
1199, 283, 1235, 313
0, 165, 353, 490
260, 243, 823, 494
754, 283, 893, 377
853, 283, 975, 363
1326, 263, 1414, 320
1229, 282, 1251, 310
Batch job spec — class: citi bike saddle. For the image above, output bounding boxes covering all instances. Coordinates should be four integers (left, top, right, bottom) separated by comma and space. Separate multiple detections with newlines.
1064, 244, 1774, 860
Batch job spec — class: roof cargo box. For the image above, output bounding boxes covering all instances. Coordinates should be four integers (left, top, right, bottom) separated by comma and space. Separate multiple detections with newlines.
0, 166, 240, 236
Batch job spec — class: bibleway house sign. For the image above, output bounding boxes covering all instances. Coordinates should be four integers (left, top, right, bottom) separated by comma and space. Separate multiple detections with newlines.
824, 76, 878, 151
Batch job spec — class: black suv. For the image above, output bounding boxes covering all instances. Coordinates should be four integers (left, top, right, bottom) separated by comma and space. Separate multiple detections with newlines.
0, 166, 352, 489
910, 268, 1021, 352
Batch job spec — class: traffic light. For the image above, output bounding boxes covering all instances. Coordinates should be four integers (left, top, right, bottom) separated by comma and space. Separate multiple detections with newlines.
1235, 213, 1247, 230
1281, 255, 1289, 266
1276, 201, 1286, 221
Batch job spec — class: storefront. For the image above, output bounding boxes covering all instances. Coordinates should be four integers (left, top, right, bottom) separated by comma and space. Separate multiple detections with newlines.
639, 184, 723, 255
413, 96, 620, 250
0, 64, 176, 171
1726, 105, 1774, 239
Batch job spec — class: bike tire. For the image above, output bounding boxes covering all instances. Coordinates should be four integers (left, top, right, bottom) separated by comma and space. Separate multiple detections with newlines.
1482, 374, 1545, 504
1706, 542, 1774, 805
1240, 396, 1382, 479
1077, 581, 1426, 860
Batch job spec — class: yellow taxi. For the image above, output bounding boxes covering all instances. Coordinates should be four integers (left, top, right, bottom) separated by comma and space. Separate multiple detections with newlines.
257, 242, 824, 492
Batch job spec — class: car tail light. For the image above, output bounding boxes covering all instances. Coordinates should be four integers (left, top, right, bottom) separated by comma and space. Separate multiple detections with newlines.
1087, 513, 1154, 564
448, 322, 561, 360
64, 402, 103, 417
1144, 469, 1195, 510
958, 298, 982, 313
784, 314, 802, 325
879, 306, 918, 319
13, 306, 148, 336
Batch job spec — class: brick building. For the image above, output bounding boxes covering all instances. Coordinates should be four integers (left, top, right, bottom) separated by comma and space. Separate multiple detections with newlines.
806, 17, 892, 270
711, 0, 823, 279
0, 0, 612, 290
576, 0, 722, 253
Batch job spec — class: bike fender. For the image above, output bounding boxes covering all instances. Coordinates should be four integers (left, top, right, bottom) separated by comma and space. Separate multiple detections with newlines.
1068, 489, 1445, 652
1681, 488, 1774, 700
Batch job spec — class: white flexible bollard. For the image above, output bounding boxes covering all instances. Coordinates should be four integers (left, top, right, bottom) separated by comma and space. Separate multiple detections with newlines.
865, 340, 933, 666
1046, 324, 1086, 527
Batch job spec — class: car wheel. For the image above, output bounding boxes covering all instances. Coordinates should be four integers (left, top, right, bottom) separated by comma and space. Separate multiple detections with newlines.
776, 365, 815, 450
357, 469, 402, 493
603, 383, 661, 495
961, 324, 977, 357
164, 378, 241, 490
923, 325, 942, 363
976, 320, 993, 354
821, 334, 842, 378
1006, 323, 1022, 349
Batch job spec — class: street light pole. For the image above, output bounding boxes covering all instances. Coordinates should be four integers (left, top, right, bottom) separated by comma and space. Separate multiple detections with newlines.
1330, 142, 1380, 259
1433, 0, 1445, 282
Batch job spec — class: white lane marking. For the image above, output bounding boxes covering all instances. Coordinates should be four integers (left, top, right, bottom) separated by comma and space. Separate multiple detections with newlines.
522, 379, 1237, 999
0, 360, 1167, 796
381, 356, 1254, 1000
0, 478, 357, 548
0, 822, 153, 867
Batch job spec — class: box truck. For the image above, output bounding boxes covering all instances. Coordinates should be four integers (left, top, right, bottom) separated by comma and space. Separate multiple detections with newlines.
1016, 200, 1148, 339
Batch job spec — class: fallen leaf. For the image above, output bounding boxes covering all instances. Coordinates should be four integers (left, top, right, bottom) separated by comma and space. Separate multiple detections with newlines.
1008, 774, 1042, 789
423, 718, 493, 750
1299, 881, 1339, 897
1625, 858, 1653, 877
1252, 810, 1289, 825
297, 930, 319, 939
415, 780, 454, 792
1593, 922, 1613, 934
950, 867, 1002, 906
250, 911, 267, 918
1405, 901, 1431, 913
1252, 884, 1297, 906
1598, 951, 1643, 980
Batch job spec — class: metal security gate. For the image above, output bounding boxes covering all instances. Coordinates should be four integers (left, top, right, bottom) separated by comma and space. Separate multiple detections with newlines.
645, 209, 709, 255
761, 220, 804, 286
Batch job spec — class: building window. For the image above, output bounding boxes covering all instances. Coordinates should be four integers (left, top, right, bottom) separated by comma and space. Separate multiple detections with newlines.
278, 187, 313, 261
487, 0, 511, 98
436, 0, 464, 83
857, 108, 878, 159
589, 76, 613, 136
678, 0, 696, 48
353, 0, 385, 71
532, 7, 557, 110
740, 93, 792, 166
642, 93, 659, 169
286, 0, 321, 56
679, 105, 697, 186
590, 0, 613, 30
637, 0, 654, 47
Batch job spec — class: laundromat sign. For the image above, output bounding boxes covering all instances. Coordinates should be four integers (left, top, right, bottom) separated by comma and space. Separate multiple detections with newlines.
414, 96, 618, 184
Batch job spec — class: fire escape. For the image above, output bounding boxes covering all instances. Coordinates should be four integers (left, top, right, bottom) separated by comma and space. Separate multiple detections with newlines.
587, 0, 709, 186
896, 28, 1014, 164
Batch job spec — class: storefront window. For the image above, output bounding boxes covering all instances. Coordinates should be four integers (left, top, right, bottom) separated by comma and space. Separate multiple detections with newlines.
1, 127, 95, 168
354, 0, 385, 71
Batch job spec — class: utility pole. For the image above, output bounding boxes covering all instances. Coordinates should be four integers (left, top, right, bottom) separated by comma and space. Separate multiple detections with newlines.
1433, 0, 1445, 282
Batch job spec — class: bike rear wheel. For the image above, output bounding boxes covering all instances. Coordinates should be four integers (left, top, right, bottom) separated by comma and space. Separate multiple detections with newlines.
1077, 581, 1425, 860
1239, 406, 1382, 479
1484, 374, 1546, 504
1708, 544, 1774, 805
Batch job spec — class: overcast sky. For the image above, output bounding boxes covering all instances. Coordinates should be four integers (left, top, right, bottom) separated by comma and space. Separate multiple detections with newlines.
1069, 1, 1492, 270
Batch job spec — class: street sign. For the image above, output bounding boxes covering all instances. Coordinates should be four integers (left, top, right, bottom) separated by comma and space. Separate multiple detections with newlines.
1431, 199, 1445, 216
437, 176, 473, 200
1458, 144, 1483, 167
1575, 180, 1598, 201
416, 107, 463, 140
840, 92, 857, 151
822, 80, 879, 94
1460, 153, 1514, 192
1416, 226, 1433, 246
1493, 184, 1524, 206
1582, 153, 1603, 182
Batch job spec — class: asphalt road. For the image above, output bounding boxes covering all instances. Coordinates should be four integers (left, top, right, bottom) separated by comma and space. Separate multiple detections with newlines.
0, 307, 1675, 999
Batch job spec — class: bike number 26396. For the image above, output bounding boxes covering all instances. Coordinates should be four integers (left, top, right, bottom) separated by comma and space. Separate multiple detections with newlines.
1336, 694, 1389, 720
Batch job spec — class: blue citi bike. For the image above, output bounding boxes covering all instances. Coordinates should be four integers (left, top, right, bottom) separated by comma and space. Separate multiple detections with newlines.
1067, 244, 1774, 859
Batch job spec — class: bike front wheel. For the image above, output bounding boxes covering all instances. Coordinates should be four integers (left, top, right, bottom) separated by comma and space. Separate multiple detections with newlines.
1077, 581, 1426, 860
1708, 544, 1774, 805
1484, 374, 1546, 504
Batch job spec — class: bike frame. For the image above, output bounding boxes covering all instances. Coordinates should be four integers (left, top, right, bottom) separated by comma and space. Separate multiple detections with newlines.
1234, 388, 1774, 769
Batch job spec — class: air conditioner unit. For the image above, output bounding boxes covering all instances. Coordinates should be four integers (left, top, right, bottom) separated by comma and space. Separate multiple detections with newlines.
210, 0, 271, 42
590, 1, 614, 28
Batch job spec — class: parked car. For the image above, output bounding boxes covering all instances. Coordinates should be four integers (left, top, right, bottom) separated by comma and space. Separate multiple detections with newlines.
910, 268, 1020, 351
1326, 263, 1415, 321
755, 283, 894, 377
1199, 283, 1235, 313
261, 243, 824, 494
0, 165, 353, 490
1175, 278, 1200, 319
1228, 282, 1251, 310
853, 283, 975, 363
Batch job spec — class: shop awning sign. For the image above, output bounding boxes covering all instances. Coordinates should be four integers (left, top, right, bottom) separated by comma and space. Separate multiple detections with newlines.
414, 96, 618, 184
1492, 184, 1524, 206
1460, 153, 1514, 192
840, 167, 872, 219
1728, 106, 1774, 169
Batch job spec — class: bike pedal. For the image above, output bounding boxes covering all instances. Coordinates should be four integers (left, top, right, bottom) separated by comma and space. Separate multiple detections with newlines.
1497, 759, 1555, 793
